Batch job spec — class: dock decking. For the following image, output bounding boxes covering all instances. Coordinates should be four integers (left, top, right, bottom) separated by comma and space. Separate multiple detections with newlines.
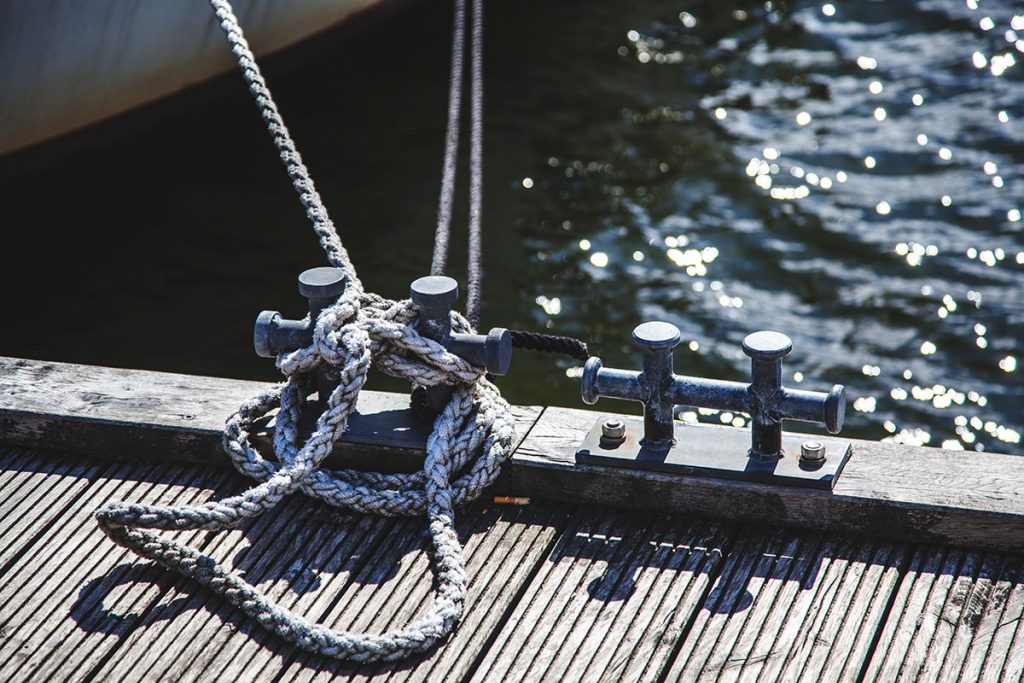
1, 447, 1022, 681
0, 357, 1022, 681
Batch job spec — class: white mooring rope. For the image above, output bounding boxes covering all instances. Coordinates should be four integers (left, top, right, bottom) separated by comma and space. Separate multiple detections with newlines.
94, 0, 513, 662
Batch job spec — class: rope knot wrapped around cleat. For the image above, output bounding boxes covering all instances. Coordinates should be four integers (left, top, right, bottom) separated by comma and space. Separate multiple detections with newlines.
96, 289, 516, 662
95, 0, 514, 663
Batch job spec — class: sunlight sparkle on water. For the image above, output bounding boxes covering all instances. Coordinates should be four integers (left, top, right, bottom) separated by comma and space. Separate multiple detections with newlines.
534, 296, 562, 316
537, 4, 1024, 455
857, 56, 877, 70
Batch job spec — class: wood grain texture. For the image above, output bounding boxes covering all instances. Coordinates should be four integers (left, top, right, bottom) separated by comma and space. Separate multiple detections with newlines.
469, 509, 732, 683
275, 502, 567, 683
507, 406, 1024, 552
862, 548, 1024, 682
663, 527, 905, 681
0, 356, 542, 472
1, 446, 1024, 681
4, 356, 1024, 551
89, 498, 565, 682
0, 449, 104, 572
90, 493, 390, 682
0, 460, 232, 682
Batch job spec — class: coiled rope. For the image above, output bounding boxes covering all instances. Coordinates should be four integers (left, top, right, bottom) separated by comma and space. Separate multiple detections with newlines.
94, 0, 515, 662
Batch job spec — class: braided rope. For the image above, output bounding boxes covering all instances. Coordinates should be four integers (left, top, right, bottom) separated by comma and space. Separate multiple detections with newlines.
93, 0, 515, 663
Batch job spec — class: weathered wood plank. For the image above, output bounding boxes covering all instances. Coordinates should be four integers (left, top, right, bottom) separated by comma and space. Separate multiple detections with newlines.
276, 502, 567, 682
91, 499, 565, 683
662, 528, 904, 681
0, 461, 232, 682
0, 449, 105, 573
507, 406, 1024, 552
862, 548, 1024, 682
3, 356, 1023, 552
0, 356, 543, 472
0, 357, 262, 465
90, 494, 389, 682
469, 509, 731, 683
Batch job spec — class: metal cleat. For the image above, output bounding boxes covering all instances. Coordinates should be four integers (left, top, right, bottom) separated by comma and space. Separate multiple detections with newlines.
410, 275, 512, 417
578, 321, 851, 489
253, 266, 348, 400
254, 266, 348, 358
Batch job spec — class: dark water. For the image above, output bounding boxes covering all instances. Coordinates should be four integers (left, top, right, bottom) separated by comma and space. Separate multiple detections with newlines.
2, 0, 1022, 453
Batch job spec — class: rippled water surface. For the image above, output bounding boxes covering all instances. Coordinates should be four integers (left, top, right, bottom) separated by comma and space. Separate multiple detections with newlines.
2, 0, 1022, 453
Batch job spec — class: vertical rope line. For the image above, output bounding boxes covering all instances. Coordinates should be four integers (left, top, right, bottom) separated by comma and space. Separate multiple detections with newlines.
208, 0, 363, 294
430, 0, 466, 277
465, 0, 484, 329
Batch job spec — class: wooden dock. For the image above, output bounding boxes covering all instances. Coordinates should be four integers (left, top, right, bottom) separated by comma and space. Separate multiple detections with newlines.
0, 357, 1022, 681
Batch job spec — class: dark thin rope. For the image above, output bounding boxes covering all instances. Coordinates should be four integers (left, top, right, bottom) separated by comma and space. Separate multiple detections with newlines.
509, 331, 590, 361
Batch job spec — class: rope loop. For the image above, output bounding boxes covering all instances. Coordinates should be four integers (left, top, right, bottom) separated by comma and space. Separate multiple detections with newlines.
94, 0, 512, 662
96, 292, 516, 662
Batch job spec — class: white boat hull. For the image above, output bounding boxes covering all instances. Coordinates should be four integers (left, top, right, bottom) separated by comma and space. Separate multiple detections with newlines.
0, 0, 383, 155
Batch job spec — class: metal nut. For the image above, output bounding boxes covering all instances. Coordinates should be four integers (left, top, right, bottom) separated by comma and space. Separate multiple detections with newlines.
600, 419, 627, 448
800, 440, 827, 463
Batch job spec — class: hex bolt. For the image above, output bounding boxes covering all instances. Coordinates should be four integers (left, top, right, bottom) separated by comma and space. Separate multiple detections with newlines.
410, 276, 514, 418
600, 419, 627, 448
800, 440, 827, 464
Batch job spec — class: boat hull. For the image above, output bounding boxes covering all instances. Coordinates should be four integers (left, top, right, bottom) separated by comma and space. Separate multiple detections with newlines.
0, 0, 383, 155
